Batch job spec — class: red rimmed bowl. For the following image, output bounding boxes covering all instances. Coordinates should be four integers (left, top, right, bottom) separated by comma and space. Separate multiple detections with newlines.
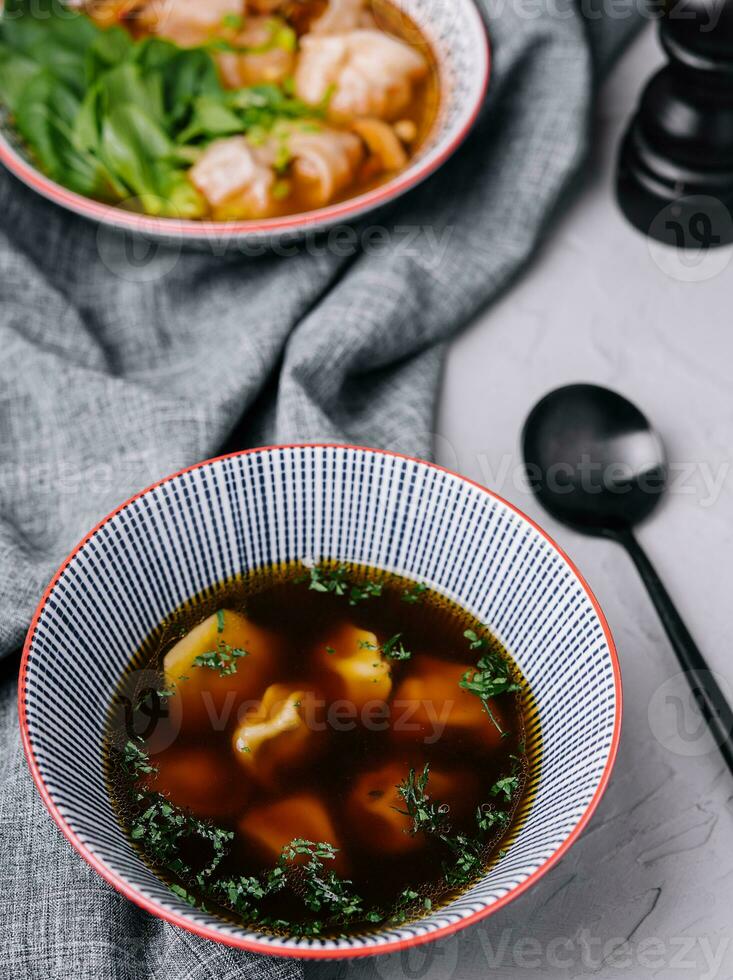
20, 445, 621, 959
0, 0, 489, 243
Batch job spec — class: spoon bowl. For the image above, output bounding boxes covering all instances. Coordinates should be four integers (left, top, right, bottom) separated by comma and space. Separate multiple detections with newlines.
522, 384, 667, 536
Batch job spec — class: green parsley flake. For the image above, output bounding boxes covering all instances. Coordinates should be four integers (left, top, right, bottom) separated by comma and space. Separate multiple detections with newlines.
459, 631, 522, 734
192, 614, 249, 675
382, 632, 411, 661
302, 564, 383, 605
401, 582, 428, 604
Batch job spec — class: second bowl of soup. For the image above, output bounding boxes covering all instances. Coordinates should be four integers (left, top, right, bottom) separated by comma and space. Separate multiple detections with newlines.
0, 0, 489, 240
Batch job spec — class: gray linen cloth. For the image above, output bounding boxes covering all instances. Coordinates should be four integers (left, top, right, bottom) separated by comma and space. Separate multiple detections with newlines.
0, 3, 643, 977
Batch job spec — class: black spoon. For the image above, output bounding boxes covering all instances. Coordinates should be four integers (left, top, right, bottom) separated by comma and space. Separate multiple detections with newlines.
522, 383, 733, 774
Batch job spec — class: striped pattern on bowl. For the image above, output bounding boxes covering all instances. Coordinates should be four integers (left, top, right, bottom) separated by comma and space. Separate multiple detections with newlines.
20, 445, 621, 959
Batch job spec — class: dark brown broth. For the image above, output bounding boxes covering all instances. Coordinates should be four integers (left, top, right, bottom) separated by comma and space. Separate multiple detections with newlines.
107, 564, 536, 936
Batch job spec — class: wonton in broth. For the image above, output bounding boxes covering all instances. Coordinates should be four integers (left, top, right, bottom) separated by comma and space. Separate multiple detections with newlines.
108, 563, 536, 938
0, 0, 439, 219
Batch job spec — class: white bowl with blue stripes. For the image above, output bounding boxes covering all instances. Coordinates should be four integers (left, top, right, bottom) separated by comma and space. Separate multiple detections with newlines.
20, 445, 621, 960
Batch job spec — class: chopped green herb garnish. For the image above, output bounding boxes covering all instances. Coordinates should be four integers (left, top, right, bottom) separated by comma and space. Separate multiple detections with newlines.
396, 765, 450, 837
348, 581, 383, 605
459, 632, 522, 734
221, 12, 244, 30
126, 742, 234, 877
476, 805, 510, 832
387, 887, 421, 925
130, 791, 233, 877
442, 834, 485, 887
464, 628, 487, 650
123, 739, 157, 778
133, 684, 176, 714
130, 797, 187, 861
125, 753, 520, 934
281, 838, 337, 863
170, 883, 198, 907
320, 82, 337, 110
193, 642, 248, 676
395, 764, 522, 891
402, 582, 428, 604
301, 564, 383, 605
273, 138, 291, 174
305, 565, 349, 596
272, 178, 291, 200
476, 761, 523, 832
490, 775, 520, 802
207, 19, 296, 56
280, 840, 365, 920
192, 644, 248, 675
382, 632, 411, 661
273, 23, 297, 53
214, 874, 269, 915
398, 888, 419, 904
348, 631, 410, 660
190, 610, 249, 675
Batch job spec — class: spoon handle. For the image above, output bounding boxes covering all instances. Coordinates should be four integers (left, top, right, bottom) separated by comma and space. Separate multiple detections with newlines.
618, 528, 733, 774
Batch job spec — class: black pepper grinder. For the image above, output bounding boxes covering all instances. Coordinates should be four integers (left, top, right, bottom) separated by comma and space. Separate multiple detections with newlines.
616, 0, 733, 248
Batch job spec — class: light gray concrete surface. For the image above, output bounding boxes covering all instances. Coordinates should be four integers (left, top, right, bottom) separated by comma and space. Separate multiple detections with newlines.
306, 25, 733, 980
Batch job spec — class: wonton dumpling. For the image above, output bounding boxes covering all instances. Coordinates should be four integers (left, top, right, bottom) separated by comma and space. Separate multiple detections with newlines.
239, 793, 344, 870
189, 137, 277, 219
352, 117, 408, 171
249, 0, 288, 10
315, 622, 391, 708
188, 126, 363, 219
144, 745, 247, 819
345, 762, 477, 854
163, 610, 279, 729
393, 655, 508, 749
285, 124, 364, 208
311, 0, 374, 34
295, 30, 428, 121
216, 17, 295, 88
83, 0, 140, 27
232, 684, 319, 785
140, 0, 245, 47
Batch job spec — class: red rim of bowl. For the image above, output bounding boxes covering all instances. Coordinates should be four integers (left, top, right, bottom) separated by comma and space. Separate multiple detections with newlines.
0, 5, 490, 238
18, 444, 623, 960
